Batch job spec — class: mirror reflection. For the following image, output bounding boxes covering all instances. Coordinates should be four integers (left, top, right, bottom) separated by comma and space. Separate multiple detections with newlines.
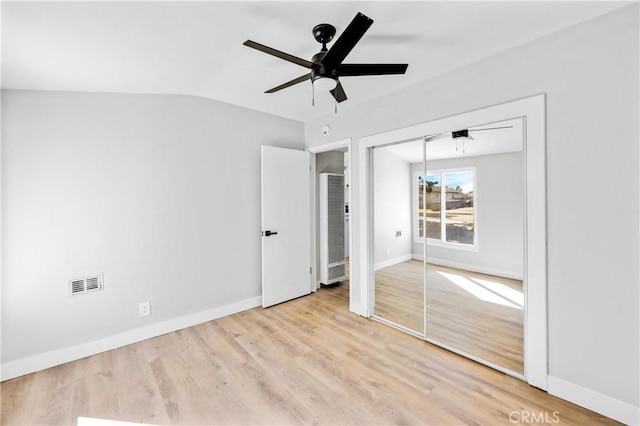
373, 117, 524, 374
373, 142, 424, 334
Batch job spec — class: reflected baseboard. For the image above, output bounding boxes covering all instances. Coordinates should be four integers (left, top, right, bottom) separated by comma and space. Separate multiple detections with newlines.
375, 254, 413, 271
412, 253, 523, 280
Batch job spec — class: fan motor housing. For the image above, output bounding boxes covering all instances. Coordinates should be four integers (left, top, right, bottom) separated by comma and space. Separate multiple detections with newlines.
311, 51, 326, 64
311, 51, 339, 80
452, 129, 470, 139
313, 23, 336, 45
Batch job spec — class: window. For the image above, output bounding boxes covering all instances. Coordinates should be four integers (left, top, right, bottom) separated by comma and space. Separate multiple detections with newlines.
415, 168, 476, 248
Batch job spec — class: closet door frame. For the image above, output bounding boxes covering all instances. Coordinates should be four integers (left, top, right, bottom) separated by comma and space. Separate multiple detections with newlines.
358, 94, 547, 390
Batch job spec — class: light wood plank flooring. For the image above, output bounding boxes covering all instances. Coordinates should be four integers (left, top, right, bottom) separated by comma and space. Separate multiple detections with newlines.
374, 260, 524, 374
1, 281, 616, 425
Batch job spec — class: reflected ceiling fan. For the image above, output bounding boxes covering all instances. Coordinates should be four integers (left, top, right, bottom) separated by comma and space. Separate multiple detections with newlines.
243, 12, 408, 107
425, 125, 514, 154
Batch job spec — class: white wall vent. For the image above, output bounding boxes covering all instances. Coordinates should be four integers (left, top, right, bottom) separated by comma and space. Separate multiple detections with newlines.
319, 173, 346, 285
70, 274, 103, 295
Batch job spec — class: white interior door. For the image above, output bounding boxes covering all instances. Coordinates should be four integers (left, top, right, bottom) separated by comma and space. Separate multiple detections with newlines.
261, 146, 311, 308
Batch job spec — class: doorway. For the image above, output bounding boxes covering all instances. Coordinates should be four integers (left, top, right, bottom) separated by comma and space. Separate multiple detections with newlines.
309, 139, 353, 302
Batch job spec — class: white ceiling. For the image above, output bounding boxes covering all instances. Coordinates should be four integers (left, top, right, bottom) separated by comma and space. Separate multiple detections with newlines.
383, 117, 523, 163
2, 1, 629, 123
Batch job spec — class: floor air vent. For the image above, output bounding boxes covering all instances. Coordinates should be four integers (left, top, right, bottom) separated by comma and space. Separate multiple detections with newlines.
70, 274, 103, 295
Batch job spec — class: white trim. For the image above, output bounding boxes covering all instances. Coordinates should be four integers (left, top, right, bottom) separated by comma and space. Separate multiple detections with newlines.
372, 315, 424, 338
414, 254, 524, 281
412, 170, 423, 244
522, 95, 547, 390
78, 417, 143, 426
358, 145, 373, 317
0, 296, 261, 381
547, 376, 639, 425
310, 147, 318, 292
359, 94, 547, 389
349, 301, 363, 317
307, 138, 351, 154
374, 254, 413, 271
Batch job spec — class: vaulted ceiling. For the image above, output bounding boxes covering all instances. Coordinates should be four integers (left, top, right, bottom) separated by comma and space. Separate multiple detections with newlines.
2, 1, 629, 123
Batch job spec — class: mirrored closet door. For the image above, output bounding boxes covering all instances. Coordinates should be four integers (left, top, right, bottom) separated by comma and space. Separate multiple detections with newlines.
372, 140, 425, 335
372, 118, 525, 376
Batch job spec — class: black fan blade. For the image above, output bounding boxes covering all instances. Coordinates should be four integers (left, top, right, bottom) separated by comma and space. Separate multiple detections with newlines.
321, 12, 373, 69
265, 73, 311, 93
243, 40, 313, 69
338, 63, 408, 76
330, 81, 348, 103
424, 132, 448, 142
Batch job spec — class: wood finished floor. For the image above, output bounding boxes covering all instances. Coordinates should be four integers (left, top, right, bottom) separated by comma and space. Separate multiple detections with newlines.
374, 261, 524, 374
1, 281, 617, 425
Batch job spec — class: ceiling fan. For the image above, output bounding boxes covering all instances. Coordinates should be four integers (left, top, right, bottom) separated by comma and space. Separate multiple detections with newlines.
243, 12, 408, 106
425, 125, 514, 142
426, 125, 514, 154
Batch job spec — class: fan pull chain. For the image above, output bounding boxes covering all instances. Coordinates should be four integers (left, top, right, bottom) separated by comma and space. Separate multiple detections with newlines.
312, 83, 315, 106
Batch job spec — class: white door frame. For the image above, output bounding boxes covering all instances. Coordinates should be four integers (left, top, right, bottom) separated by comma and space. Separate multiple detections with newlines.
308, 138, 353, 297
358, 94, 548, 390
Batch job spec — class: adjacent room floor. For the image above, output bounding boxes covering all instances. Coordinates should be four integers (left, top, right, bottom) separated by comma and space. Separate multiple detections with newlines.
1, 280, 616, 425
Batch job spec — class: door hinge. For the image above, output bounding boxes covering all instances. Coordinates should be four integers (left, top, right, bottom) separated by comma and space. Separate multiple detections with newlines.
310, 266, 312, 274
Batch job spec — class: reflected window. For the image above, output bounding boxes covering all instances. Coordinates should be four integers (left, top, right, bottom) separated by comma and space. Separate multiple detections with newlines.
415, 168, 476, 248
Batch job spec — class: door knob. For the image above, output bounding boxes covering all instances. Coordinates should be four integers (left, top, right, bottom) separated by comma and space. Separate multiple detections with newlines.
263, 230, 278, 237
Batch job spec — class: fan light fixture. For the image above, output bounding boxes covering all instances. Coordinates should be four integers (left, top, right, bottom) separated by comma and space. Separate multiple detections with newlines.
313, 76, 338, 91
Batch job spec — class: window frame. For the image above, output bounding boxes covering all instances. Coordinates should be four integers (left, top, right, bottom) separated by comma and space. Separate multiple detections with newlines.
413, 166, 478, 251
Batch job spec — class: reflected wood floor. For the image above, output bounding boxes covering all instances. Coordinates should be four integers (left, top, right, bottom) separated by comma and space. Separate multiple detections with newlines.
374, 260, 425, 333
428, 263, 524, 374
1, 281, 616, 425
375, 260, 524, 373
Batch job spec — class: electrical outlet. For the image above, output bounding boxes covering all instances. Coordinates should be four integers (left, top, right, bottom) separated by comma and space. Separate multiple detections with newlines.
386, 248, 390, 256
139, 302, 151, 317
396, 230, 402, 237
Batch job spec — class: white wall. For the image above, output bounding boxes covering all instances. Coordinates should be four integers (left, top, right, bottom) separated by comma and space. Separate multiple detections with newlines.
1, 90, 304, 369
305, 4, 639, 420
373, 147, 412, 268
412, 152, 524, 279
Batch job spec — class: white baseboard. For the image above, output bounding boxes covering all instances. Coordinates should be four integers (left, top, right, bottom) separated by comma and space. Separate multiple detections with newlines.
413, 254, 524, 280
547, 375, 639, 425
375, 254, 413, 271
1, 296, 262, 381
